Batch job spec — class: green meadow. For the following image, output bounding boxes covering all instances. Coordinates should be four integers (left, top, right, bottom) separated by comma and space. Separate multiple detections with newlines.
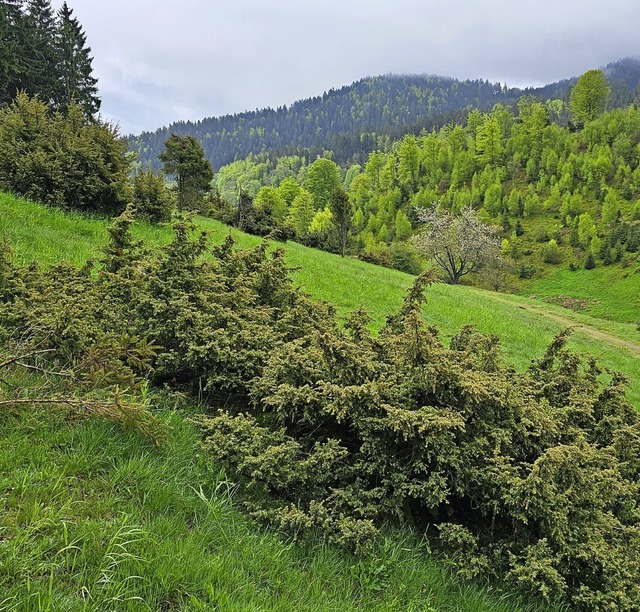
2, 192, 638, 407
1, 404, 562, 611
525, 265, 640, 325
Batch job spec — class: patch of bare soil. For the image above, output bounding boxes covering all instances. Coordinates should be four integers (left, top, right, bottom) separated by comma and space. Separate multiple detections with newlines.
542, 295, 601, 312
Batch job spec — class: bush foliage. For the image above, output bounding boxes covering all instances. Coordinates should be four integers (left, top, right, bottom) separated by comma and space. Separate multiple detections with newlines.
0, 93, 131, 214
0, 211, 638, 610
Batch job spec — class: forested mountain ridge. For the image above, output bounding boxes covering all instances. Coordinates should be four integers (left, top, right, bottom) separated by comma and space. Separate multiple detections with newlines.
128, 58, 640, 171
205, 67, 640, 297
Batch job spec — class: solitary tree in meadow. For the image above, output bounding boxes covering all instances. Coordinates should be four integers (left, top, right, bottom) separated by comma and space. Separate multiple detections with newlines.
413, 206, 501, 284
159, 134, 213, 211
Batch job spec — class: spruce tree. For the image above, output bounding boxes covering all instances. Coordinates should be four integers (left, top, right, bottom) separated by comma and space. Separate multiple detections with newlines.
56, 2, 100, 116
0, 0, 28, 105
159, 134, 213, 212
24, 0, 60, 104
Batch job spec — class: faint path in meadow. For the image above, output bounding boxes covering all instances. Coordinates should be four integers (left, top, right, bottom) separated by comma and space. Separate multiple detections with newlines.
484, 292, 640, 359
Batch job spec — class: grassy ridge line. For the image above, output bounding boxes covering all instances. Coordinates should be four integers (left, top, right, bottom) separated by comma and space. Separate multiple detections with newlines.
2, 406, 554, 611
1, 192, 638, 407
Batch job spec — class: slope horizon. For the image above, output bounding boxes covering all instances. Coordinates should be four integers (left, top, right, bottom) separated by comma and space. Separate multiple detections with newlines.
129, 56, 640, 137
128, 56, 640, 172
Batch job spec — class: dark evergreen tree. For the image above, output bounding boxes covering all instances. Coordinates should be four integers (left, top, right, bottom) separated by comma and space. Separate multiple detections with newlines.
159, 134, 213, 211
56, 2, 100, 116
236, 188, 253, 231
24, 0, 60, 104
584, 251, 596, 269
329, 186, 353, 257
0, 0, 28, 105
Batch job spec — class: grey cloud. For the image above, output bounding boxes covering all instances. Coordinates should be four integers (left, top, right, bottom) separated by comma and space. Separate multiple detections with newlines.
54, 0, 640, 134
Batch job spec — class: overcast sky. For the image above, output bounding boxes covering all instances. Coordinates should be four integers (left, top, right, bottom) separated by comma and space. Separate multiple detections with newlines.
52, 0, 640, 135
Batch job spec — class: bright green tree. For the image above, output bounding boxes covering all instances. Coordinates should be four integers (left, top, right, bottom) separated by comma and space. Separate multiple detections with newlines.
398, 135, 420, 190
159, 134, 213, 211
304, 158, 341, 210
364, 152, 385, 190
600, 189, 620, 227
466, 108, 483, 155
276, 177, 300, 207
344, 163, 362, 190
517, 96, 548, 160
394, 209, 412, 240
570, 69, 610, 126
254, 185, 288, 223
286, 189, 315, 240
577, 212, 596, 247
476, 115, 503, 166
329, 186, 353, 257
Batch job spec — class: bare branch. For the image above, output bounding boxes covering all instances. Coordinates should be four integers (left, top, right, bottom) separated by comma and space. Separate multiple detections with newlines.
13, 361, 73, 378
0, 348, 56, 370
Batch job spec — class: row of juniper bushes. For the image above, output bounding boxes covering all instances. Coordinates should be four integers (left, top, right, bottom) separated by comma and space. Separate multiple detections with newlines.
1, 208, 638, 610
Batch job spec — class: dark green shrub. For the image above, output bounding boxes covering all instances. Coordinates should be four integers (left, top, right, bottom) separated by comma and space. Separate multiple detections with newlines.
0, 94, 131, 214
585, 252, 596, 269
133, 169, 174, 222
518, 263, 537, 279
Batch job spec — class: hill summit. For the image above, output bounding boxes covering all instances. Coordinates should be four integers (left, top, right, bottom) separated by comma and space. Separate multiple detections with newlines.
129, 58, 640, 170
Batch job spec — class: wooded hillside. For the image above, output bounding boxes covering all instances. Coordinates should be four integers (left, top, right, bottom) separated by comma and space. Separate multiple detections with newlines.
128, 58, 640, 170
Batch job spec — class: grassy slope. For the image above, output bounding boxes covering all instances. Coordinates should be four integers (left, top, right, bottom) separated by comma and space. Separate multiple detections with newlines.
524, 265, 640, 324
0, 192, 627, 610
2, 192, 638, 407
1, 405, 558, 611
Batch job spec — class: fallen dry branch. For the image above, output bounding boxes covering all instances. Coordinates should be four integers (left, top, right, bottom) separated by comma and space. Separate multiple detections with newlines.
0, 348, 56, 370
0, 391, 169, 447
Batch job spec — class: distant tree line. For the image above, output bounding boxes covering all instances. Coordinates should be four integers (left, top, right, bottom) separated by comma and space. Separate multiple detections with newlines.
0, 0, 100, 116
129, 76, 534, 171
207, 70, 640, 283
129, 59, 640, 172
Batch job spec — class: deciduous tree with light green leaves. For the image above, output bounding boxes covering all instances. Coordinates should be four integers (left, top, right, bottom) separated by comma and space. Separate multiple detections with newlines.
304, 157, 341, 210
286, 189, 315, 240
254, 185, 288, 224
570, 69, 610, 126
